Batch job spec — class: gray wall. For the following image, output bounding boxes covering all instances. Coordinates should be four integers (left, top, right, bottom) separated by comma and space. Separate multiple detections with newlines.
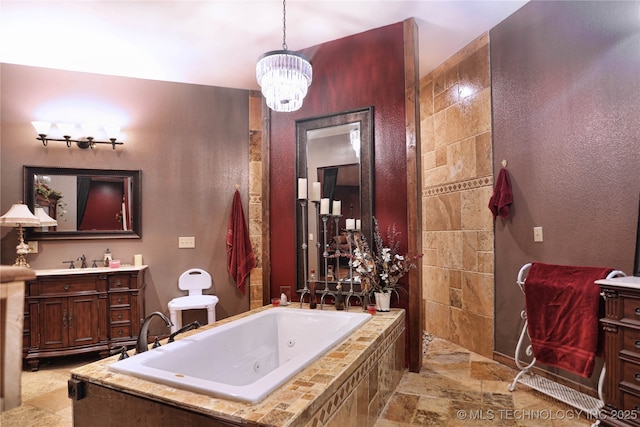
491, 0, 640, 384
1, 64, 252, 330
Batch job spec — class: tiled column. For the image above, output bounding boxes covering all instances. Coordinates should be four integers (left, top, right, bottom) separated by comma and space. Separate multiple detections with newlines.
420, 34, 495, 357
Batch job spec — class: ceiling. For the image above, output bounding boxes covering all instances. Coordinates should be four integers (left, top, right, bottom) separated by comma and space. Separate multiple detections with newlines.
0, 0, 528, 91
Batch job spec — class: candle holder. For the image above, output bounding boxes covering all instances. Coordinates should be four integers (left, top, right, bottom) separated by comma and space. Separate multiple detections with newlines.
297, 199, 310, 307
333, 215, 342, 285
344, 228, 363, 311
319, 214, 335, 309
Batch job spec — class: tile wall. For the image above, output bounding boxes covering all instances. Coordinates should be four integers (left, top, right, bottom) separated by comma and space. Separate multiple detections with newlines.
420, 34, 495, 357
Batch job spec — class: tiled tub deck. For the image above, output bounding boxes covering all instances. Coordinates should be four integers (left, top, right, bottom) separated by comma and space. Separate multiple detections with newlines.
70, 305, 406, 427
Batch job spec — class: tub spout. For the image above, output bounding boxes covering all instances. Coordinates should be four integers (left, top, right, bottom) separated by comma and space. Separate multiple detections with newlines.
168, 320, 201, 343
136, 311, 173, 354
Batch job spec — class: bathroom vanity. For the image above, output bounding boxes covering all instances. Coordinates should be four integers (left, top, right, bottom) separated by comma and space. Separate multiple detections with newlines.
69, 306, 406, 426
23, 266, 147, 371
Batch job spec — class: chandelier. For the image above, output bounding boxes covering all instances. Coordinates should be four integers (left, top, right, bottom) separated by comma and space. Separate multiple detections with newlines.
256, 0, 312, 112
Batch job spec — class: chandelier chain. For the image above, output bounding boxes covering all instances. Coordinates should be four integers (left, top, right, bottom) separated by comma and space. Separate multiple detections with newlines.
282, 0, 287, 50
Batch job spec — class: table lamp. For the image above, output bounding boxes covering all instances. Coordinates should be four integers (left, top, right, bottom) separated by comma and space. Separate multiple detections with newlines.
0, 202, 43, 267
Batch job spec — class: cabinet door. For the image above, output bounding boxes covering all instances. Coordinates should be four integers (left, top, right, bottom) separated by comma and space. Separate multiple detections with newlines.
40, 297, 67, 349
68, 295, 100, 347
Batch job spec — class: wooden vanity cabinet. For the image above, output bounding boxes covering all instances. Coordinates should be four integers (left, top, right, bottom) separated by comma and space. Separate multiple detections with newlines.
597, 276, 640, 426
23, 267, 146, 371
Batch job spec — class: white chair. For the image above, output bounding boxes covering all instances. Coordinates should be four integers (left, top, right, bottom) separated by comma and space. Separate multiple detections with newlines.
168, 268, 219, 333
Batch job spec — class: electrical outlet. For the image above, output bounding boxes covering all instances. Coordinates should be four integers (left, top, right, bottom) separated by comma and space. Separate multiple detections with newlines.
178, 236, 195, 248
533, 227, 544, 242
28, 241, 38, 253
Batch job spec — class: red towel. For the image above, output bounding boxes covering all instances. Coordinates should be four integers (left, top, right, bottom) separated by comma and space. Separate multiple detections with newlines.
488, 168, 513, 219
226, 190, 256, 295
524, 262, 613, 378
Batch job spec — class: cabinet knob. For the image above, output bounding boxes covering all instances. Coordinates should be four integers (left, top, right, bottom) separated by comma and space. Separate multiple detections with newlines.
117, 314, 123, 320
117, 297, 123, 303
115, 280, 122, 287
118, 329, 123, 336
635, 373, 640, 382
64, 284, 70, 290
635, 307, 640, 316
635, 340, 640, 349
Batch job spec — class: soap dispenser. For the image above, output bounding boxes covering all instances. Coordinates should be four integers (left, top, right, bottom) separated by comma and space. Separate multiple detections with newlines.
103, 249, 112, 267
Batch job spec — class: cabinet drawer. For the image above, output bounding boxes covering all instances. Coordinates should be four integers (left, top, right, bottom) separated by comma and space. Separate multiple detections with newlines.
623, 296, 640, 324
623, 329, 640, 357
109, 293, 131, 306
623, 359, 640, 392
109, 275, 131, 290
110, 325, 132, 340
38, 278, 97, 295
110, 308, 131, 323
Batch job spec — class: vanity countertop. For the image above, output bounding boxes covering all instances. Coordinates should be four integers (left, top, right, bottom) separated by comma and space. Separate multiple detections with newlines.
70, 305, 405, 426
595, 275, 640, 289
34, 265, 148, 276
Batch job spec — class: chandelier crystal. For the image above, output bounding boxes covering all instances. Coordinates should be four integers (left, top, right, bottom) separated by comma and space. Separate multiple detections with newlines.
256, 0, 312, 112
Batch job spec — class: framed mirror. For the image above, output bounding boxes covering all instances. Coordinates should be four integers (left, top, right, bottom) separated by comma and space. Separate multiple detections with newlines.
295, 107, 374, 293
24, 166, 141, 240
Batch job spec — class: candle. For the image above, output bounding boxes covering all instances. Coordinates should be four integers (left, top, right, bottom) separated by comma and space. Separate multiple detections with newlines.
332, 200, 341, 216
133, 254, 143, 266
356, 219, 361, 230
320, 198, 330, 215
298, 178, 307, 199
346, 218, 355, 229
311, 182, 321, 201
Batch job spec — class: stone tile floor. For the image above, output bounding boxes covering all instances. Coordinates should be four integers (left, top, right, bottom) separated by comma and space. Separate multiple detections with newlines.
2, 336, 593, 426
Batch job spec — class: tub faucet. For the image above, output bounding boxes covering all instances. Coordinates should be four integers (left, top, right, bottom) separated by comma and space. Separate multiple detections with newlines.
136, 312, 173, 354
168, 320, 201, 343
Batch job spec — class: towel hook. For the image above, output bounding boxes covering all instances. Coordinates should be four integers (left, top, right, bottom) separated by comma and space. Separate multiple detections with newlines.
501, 159, 508, 168
235, 183, 240, 190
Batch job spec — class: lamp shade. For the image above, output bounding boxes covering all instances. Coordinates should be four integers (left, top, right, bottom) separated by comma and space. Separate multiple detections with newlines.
0, 203, 40, 227
34, 207, 58, 227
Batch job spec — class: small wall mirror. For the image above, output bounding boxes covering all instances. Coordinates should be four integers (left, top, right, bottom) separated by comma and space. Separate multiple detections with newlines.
24, 166, 141, 240
295, 107, 374, 292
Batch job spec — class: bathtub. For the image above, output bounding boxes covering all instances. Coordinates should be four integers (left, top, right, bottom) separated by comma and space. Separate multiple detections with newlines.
109, 307, 371, 403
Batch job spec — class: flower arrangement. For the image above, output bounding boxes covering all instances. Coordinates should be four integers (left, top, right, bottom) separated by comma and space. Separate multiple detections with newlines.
349, 217, 422, 295
35, 182, 62, 200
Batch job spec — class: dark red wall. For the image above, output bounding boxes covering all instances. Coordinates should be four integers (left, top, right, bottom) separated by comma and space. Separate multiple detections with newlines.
491, 0, 640, 373
269, 22, 408, 296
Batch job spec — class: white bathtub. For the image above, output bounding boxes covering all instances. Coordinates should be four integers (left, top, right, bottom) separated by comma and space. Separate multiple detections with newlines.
109, 307, 371, 403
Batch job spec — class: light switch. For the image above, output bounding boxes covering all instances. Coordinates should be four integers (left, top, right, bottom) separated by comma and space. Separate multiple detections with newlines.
533, 227, 543, 242
178, 236, 196, 248
28, 241, 38, 253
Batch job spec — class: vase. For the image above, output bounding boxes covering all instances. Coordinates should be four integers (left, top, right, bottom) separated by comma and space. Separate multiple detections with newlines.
374, 292, 391, 312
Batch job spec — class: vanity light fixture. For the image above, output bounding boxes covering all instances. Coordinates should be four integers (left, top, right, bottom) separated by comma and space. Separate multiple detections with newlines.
256, 0, 312, 112
0, 202, 54, 267
31, 121, 123, 149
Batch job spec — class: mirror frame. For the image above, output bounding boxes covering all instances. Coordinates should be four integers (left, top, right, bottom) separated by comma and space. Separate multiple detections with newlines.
24, 166, 142, 240
295, 106, 374, 292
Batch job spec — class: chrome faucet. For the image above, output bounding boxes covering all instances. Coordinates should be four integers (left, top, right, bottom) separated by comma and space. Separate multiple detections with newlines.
136, 312, 173, 354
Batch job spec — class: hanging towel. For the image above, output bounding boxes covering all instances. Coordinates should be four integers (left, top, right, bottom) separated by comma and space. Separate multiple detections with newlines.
524, 262, 613, 378
226, 189, 256, 295
488, 167, 513, 219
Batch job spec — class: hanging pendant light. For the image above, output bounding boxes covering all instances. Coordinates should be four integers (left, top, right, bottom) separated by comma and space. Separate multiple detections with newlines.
256, 0, 312, 112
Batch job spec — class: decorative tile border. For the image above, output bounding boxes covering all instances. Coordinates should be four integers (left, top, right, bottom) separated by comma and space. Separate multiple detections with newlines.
423, 175, 492, 197
307, 320, 406, 426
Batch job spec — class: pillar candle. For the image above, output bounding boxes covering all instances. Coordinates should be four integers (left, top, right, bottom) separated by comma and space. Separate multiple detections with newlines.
356, 219, 361, 230
298, 178, 307, 199
133, 254, 143, 266
332, 200, 341, 216
311, 182, 321, 201
346, 218, 355, 229
320, 198, 330, 215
